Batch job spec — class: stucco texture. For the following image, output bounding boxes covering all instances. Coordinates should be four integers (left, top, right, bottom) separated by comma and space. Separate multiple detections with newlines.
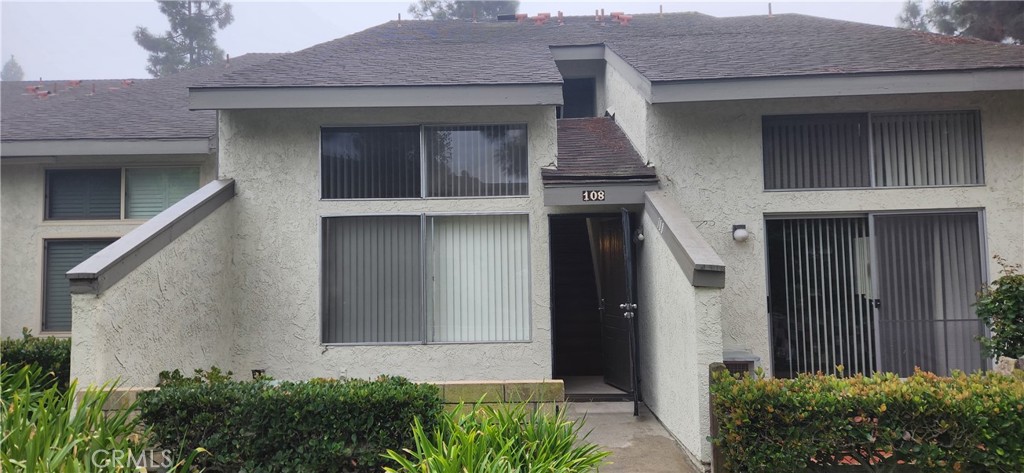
1, 155, 214, 339
70, 200, 234, 387
218, 105, 557, 382
637, 211, 723, 466
644, 91, 1024, 373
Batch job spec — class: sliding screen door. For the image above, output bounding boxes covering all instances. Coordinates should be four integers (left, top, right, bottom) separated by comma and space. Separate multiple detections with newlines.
766, 217, 875, 377
873, 213, 986, 376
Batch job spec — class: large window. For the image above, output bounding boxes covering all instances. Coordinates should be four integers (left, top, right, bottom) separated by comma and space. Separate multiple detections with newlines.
321, 124, 528, 199
46, 167, 201, 220
763, 111, 984, 190
321, 214, 530, 344
43, 239, 116, 331
766, 212, 987, 377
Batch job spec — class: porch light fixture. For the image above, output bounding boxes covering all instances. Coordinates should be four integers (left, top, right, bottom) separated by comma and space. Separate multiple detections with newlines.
732, 224, 749, 242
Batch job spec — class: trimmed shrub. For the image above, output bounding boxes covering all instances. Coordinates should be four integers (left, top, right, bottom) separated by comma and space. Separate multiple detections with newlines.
138, 374, 443, 472
711, 369, 1024, 472
0, 328, 72, 390
383, 402, 610, 472
977, 256, 1024, 359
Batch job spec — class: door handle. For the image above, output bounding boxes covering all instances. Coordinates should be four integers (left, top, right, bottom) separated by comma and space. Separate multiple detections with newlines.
619, 303, 638, 309
623, 311, 635, 319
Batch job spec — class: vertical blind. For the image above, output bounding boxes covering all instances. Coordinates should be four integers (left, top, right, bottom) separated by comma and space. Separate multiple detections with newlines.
424, 125, 529, 197
46, 169, 121, 219
873, 213, 985, 376
428, 215, 530, 342
763, 114, 871, 190
322, 214, 530, 344
322, 216, 422, 344
44, 239, 115, 331
766, 218, 876, 377
321, 126, 421, 199
872, 111, 984, 187
125, 167, 200, 219
763, 111, 983, 190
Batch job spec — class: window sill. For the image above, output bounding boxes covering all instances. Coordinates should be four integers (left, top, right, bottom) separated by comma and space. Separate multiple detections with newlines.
37, 331, 72, 339
320, 339, 532, 348
39, 220, 141, 227
319, 195, 532, 202
762, 184, 986, 193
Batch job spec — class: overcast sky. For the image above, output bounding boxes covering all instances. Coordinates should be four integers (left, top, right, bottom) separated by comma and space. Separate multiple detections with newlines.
1, 1, 906, 80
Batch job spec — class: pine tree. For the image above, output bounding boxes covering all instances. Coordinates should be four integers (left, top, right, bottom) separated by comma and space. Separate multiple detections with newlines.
408, 0, 519, 20
1, 55, 25, 82
134, 1, 234, 77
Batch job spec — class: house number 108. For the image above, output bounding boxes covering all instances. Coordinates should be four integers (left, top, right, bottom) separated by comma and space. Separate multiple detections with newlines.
582, 190, 606, 202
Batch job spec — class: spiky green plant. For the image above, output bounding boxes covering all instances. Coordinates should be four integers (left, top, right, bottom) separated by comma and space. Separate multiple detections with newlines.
0, 364, 206, 472
383, 402, 610, 472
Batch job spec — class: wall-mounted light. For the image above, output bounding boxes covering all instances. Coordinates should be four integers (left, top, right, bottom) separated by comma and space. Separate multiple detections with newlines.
732, 224, 750, 242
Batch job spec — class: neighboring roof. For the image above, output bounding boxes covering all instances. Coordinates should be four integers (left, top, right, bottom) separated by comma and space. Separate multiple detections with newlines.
543, 117, 656, 184
195, 13, 1024, 90
1, 53, 280, 144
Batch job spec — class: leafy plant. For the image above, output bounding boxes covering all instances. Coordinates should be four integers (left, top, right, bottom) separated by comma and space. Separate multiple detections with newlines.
1, 328, 72, 391
139, 374, 443, 472
976, 256, 1024, 359
711, 368, 1024, 472
383, 401, 610, 473
157, 365, 235, 387
0, 364, 145, 472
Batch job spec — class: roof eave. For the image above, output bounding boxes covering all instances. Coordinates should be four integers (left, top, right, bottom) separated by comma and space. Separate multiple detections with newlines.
648, 68, 1024, 103
0, 138, 213, 158
188, 84, 564, 110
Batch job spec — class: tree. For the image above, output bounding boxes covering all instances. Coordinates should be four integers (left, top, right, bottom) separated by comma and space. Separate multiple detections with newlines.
976, 257, 1024, 359
408, 0, 518, 20
134, 1, 234, 77
898, 0, 1024, 44
1, 55, 24, 81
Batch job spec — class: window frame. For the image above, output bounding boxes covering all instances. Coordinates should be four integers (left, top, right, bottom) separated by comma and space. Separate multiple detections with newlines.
761, 109, 985, 192
318, 211, 533, 347
43, 165, 202, 222
41, 237, 118, 333
762, 208, 990, 377
318, 123, 530, 202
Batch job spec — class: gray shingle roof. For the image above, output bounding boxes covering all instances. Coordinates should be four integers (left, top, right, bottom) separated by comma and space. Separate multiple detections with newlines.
543, 117, 656, 184
1, 54, 280, 143
196, 13, 1024, 89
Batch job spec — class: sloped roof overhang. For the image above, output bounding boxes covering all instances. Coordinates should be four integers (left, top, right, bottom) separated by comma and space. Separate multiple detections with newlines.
188, 84, 564, 110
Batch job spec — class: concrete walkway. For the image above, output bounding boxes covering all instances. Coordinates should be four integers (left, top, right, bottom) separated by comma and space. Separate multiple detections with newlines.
567, 402, 702, 473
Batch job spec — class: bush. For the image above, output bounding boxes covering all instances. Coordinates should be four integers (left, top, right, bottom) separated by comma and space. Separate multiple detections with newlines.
0, 363, 144, 471
0, 328, 72, 390
138, 374, 443, 472
711, 369, 1024, 472
383, 402, 610, 472
977, 256, 1024, 359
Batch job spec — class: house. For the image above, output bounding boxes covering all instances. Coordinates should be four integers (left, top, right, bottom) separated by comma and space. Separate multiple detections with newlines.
38, 12, 1024, 470
0, 54, 278, 339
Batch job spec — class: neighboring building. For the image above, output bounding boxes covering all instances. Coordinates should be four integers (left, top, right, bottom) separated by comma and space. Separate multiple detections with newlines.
38, 13, 1024, 470
0, 54, 277, 338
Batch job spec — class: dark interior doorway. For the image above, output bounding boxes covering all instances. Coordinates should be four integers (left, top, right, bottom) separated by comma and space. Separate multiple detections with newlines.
550, 213, 637, 402
559, 78, 596, 119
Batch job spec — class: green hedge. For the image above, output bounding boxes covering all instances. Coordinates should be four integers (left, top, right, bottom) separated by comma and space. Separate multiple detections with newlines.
138, 374, 443, 472
711, 369, 1024, 472
0, 329, 71, 391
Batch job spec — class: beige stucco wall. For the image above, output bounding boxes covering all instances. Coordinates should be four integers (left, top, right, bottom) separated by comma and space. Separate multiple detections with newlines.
69, 200, 234, 387
644, 90, 1024, 373
218, 105, 557, 381
604, 62, 649, 157
637, 210, 723, 467
0, 154, 215, 339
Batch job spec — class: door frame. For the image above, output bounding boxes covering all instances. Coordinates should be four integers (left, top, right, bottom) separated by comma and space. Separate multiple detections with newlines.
547, 211, 642, 403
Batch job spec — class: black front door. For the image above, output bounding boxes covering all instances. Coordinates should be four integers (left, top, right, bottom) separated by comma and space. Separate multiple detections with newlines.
587, 211, 639, 412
